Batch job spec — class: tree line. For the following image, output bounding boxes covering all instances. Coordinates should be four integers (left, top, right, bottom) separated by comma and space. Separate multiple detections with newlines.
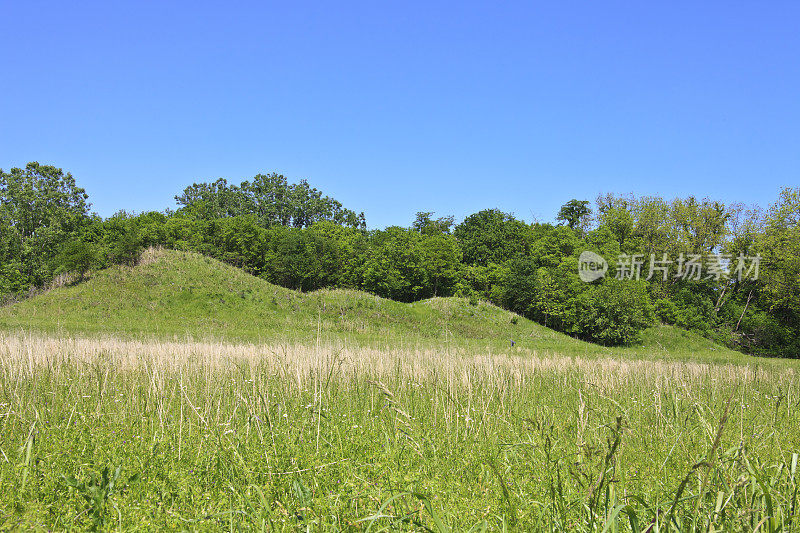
1, 162, 798, 356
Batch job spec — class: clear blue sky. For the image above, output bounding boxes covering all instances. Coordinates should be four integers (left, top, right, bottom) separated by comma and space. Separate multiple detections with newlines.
2, 1, 798, 228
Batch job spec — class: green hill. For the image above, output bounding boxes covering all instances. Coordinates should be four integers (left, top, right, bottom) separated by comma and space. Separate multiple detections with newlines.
0, 248, 755, 363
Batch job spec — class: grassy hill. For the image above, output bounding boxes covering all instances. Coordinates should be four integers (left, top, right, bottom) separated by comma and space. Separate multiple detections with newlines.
3, 250, 798, 530
0, 248, 762, 364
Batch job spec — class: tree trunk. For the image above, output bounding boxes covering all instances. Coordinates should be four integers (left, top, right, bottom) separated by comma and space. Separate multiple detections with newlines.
735, 290, 753, 332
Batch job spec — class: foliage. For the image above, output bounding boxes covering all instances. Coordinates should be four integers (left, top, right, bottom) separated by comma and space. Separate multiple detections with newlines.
453, 209, 531, 266
556, 199, 591, 233
412, 211, 455, 235
175, 173, 366, 229
54, 239, 98, 280
759, 187, 800, 312
2, 162, 800, 353
0, 248, 757, 364
577, 279, 655, 345
361, 226, 462, 302
0, 162, 91, 292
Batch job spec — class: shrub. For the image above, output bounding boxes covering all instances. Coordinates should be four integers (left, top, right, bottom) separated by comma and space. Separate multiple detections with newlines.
577, 279, 655, 345
55, 240, 98, 281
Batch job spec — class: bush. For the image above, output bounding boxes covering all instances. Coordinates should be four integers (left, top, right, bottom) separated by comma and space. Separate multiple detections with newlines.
577, 279, 655, 345
654, 298, 678, 324
55, 240, 98, 281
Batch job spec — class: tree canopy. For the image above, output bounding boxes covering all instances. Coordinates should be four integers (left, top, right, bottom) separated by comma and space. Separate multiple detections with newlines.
2, 162, 799, 355
175, 173, 366, 230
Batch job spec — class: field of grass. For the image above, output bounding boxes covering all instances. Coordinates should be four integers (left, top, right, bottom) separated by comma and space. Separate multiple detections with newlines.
1, 249, 799, 530
0, 248, 566, 350
0, 332, 798, 530
0, 249, 770, 366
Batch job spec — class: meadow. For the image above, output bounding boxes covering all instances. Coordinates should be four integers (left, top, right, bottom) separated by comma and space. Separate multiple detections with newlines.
1, 249, 798, 531
0, 332, 798, 531
0, 249, 769, 366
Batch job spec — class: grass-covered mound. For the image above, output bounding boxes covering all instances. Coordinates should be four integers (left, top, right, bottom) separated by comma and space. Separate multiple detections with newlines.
0, 248, 750, 363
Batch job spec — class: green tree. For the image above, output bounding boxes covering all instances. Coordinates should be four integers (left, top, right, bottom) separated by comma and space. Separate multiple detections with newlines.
362, 226, 461, 301
758, 188, 800, 313
596, 194, 636, 249
262, 226, 344, 292
55, 239, 98, 281
0, 162, 90, 240
528, 224, 582, 268
670, 196, 730, 254
175, 173, 366, 230
412, 212, 455, 235
578, 279, 654, 345
557, 199, 592, 233
0, 162, 91, 292
501, 256, 584, 332
454, 209, 531, 266
306, 221, 368, 288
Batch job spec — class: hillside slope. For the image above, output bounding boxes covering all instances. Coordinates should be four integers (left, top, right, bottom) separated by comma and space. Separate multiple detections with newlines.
0, 248, 751, 363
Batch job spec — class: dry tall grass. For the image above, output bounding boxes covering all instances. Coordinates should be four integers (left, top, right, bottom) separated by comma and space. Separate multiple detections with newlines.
1, 331, 798, 530
2, 331, 790, 387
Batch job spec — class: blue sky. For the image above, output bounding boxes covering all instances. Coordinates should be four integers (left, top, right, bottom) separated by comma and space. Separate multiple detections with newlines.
1, 1, 798, 228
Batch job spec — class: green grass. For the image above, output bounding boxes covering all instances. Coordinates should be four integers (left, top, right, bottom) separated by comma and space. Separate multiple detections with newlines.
0, 248, 770, 366
0, 334, 798, 530
1, 249, 799, 530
